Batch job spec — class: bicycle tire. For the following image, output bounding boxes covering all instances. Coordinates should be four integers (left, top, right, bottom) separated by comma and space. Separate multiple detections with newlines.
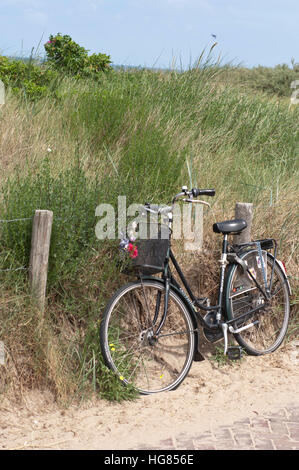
226, 250, 290, 355
100, 279, 195, 394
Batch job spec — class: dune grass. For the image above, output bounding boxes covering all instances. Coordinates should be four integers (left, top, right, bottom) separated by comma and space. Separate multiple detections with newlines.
0, 63, 298, 403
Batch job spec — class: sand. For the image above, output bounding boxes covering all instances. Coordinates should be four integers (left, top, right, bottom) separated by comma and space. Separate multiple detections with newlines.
0, 340, 298, 450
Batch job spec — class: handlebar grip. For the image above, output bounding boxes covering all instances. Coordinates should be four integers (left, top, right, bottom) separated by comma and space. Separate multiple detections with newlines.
192, 188, 215, 197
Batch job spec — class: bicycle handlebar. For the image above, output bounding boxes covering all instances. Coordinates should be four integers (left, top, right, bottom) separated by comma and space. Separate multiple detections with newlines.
143, 186, 216, 216
172, 186, 215, 204
191, 188, 215, 198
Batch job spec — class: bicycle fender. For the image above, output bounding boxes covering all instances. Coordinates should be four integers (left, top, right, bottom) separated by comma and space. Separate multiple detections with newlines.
267, 253, 292, 296
140, 276, 205, 362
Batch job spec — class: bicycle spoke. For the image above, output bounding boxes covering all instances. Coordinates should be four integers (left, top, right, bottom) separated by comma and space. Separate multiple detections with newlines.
100, 281, 195, 394
227, 252, 289, 355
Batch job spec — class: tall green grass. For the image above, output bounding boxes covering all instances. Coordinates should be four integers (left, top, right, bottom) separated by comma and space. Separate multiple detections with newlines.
0, 63, 298, 403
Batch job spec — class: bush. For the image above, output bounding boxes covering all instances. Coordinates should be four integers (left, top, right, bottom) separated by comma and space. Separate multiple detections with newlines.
44, 33, 112, 77
0, 33, 111, 101
224, 63, 299, 97
249, 64, 299, 97
0, 54, 58, 101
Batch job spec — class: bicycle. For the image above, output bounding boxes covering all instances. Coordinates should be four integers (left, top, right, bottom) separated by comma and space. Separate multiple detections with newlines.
99, 186, 291, 395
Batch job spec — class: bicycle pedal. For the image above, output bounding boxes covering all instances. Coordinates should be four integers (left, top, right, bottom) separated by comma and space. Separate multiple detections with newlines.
227, 346, 243, 360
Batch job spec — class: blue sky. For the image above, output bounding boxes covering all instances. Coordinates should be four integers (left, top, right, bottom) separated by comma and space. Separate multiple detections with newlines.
0, 0, 298, 69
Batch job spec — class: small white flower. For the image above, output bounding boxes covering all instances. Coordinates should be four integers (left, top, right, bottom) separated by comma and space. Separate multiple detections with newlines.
47, 147, 52, 153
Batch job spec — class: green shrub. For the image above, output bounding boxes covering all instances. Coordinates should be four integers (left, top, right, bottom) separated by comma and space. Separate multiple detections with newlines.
44, 33, 111, 77
225, 63, 299, 97
0, 33, 111, 101
0, 54, 58, 100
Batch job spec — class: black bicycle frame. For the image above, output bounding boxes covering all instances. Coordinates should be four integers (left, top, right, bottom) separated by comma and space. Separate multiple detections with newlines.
144, 236, 278, 336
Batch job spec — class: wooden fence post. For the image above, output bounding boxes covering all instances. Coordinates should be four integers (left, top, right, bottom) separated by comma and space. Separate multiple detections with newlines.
29, 210, 53, 312
233, 202, 253, 244
184, 203, 203, 251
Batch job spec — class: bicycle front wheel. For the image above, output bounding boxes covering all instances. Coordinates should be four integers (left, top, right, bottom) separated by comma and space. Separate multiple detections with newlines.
100, 279, 195, 394
226, 250, 290, 355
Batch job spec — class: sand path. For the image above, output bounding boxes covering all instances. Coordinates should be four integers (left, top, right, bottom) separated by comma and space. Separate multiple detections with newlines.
0, 342, 298, 450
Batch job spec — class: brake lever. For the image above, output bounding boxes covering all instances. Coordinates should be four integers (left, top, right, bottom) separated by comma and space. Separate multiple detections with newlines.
183, 198, 211, 208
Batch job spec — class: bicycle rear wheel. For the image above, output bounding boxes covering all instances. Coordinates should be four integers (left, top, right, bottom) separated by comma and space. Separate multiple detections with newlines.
226, 250, 290, 355
100, 279, 195, 394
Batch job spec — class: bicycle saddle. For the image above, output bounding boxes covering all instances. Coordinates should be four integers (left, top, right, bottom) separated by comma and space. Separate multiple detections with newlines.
213, 219, 247, 234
